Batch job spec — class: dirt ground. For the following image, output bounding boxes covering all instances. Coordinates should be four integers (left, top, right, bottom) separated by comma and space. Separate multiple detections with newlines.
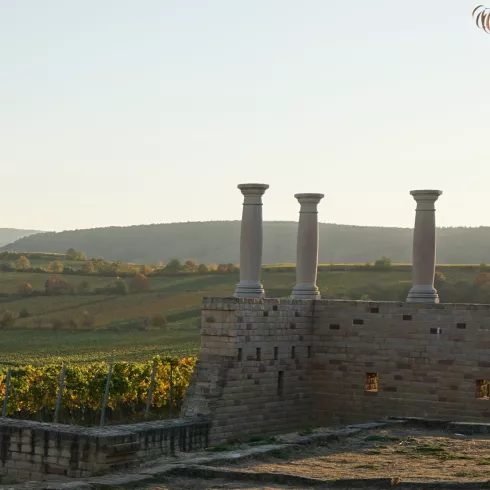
142, 481, 315, 490
209, 426, 490, 483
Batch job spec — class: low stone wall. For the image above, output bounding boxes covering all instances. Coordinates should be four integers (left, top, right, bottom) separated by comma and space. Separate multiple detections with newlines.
0, 417, 210, 480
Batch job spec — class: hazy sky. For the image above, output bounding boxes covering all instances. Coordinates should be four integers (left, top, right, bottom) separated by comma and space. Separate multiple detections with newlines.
1, 1, 488, 231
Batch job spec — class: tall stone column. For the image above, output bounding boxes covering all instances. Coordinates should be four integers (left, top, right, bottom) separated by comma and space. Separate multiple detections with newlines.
406, 189, 443, 304
291, 193, 324, 300
234, 183, 269, 298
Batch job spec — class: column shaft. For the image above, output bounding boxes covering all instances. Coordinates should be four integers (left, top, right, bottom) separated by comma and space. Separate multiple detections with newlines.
234, 183, 269, 298
291, 193, 324, 300
406, 189, 442, 304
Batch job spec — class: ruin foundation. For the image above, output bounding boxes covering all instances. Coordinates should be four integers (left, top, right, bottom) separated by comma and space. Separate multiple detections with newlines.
183, 297, 490, 443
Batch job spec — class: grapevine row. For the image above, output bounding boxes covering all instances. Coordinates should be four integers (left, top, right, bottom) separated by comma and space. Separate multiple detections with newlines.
0, 357, 196, 423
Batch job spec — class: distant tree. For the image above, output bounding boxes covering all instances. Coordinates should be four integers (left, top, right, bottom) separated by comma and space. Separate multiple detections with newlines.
66, 248, 86, 261
17, 282, 33, 296
151, 314, 167, 328
208, 264, 218, 272
129, 273, 150, 293
198, 263, 209, 274
0, 262, 15, 272
0, 310, 15, 328
140, 264, 154, 275
226, 263, 239, 273
473, 5, 490, 32
15, 255, 31, 271
374, 256, 392, 269
184, 259, 198, 273
217, 264, 228, 273
66, 248, 77, 260
77, 280, 91, 294
45, 275, 74, 295
81, 260, 95, 274
165, 259, 183, 274
48, 260, 64, 273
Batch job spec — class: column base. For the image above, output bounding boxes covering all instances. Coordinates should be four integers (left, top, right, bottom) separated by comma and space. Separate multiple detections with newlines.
406, 285, 439, 304
291, 283, 321, 300
234, 281, 265, 298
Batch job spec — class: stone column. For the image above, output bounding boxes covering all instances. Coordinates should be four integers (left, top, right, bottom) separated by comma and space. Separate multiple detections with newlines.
291, 193, 324, 300
406, 189, 443, 304
234, 183, 269, 298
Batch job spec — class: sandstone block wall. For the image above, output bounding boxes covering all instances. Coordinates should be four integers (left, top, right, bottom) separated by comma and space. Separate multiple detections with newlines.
0, 418, 210, 480
184, 297, 490, 443
183, 297, 316, 442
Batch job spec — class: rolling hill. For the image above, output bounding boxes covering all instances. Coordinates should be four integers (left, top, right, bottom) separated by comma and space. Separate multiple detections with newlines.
0, 228, 42, 247
2, 221, 490, 265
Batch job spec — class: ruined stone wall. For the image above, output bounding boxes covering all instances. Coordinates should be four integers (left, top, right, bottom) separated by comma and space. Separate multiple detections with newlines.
183, 297, 316, 443
0, 418, 210, 481
313, 300, 490, 426
184, 297, 490, 443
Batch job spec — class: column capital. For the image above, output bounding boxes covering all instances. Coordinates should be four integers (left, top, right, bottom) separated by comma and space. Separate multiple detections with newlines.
410, 190, 442, 210
238, 183, 269, 205
295, 193, 324, 213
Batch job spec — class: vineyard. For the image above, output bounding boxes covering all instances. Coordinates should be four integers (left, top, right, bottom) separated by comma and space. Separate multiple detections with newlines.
0, 356, 196, 426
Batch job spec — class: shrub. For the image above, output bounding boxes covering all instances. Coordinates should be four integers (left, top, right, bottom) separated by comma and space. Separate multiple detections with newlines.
66, 248, 86, 261
129, 273, 150, 293
15, 255, 31, 271
198, 263, 209, 274
45, 276, 74, 295
184, 259, 198, 273
81, 260, 95, 274
63, 266, 75, 274
114, 279, 128, 295
47, 261, 64, 273
17, 282, 33, 296
19, 308, 30, 319
374, 256, 392, 269
0, 262, 14, 272
151, 314, 167, 328
0, 310, 15, 328
140, 264, 154, 275
165, 259, 183, 274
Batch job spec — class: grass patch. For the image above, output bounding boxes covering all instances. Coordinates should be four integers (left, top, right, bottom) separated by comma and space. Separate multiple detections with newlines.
414, 443, 445, 454
298, 427, 315, 436
206, 444, 237, 452
364, 435, 400, 442
247, 435, 277, 445
367, 450, 382, 455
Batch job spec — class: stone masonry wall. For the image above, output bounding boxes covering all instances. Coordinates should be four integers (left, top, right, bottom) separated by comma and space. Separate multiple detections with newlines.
184, 297, 490, 443
313, 300, 490, 426
183, 297, 316, 443
0, 417, 210, 481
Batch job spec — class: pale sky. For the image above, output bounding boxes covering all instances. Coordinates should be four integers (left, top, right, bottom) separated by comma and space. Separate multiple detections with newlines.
1, 1, 488, 231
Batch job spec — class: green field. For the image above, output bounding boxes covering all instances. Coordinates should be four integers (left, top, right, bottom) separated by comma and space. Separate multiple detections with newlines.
0, 265, 486, 366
